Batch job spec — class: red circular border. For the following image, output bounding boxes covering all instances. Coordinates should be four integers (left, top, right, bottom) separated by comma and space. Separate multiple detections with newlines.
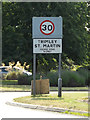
40, 20, 55, 35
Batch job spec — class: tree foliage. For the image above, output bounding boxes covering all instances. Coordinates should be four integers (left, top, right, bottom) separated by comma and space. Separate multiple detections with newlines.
2, 2, 89, 72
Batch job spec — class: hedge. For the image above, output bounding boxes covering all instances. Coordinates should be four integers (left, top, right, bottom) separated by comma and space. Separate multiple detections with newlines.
47, 70, 86, 87
4, 69, 89, 87
76, 67, 90, 86
61, 70, 85, 87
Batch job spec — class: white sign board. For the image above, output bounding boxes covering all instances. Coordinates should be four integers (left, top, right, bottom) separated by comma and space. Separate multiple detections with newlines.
33, 39, 62, 54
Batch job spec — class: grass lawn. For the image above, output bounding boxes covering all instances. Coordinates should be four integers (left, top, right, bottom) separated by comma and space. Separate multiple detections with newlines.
0, 79, 88, 91
51, 87, 88, 91
14, 92, 88, 113
0, 85, 88, 91
1, 80, 18, 85
0, 85, 31, 91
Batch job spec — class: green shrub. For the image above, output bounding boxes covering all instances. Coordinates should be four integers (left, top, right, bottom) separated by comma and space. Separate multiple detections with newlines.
5, 70, 42, 85
18, 74, 30, 85
77, 68, 90, 86
77, 66, 90, 71
5, 71, 19, 80
61, 70, 70, 87
5, 71, 31, 85
46, 70, 86, 87
62, 70, 85, 87
18, 73, 42, 85
47, 71, 58, 86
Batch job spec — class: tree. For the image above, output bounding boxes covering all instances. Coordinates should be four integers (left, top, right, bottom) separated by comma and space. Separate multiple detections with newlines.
2, 2, 89, 72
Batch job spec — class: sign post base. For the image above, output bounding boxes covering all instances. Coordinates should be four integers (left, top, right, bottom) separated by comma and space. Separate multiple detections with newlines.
58, 78, 62, 97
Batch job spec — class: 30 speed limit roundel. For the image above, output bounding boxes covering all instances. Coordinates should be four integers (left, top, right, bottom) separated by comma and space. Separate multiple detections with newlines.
40, 20, 55, 35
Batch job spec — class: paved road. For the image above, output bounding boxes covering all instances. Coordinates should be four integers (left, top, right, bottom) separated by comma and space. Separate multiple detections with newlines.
0, 92, 87, 119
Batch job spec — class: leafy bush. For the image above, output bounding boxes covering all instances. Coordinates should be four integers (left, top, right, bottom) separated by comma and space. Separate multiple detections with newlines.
47, 71, 58, 86
5, 70, 42, 85
18, 74, 32, 85
77, 66, 90, 71
46, 70, 86, 87
62, 70, 85, 87
5, 71, 19, 80
18, 73, 42, 85
5, 71, 30, 85
77, 68, 90, 86
4, 68, 88, 87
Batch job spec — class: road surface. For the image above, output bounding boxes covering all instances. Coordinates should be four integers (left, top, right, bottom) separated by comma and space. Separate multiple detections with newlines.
0, 92, 87, 119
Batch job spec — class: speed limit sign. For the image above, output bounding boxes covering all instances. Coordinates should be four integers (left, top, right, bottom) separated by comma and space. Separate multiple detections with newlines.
40, 20, 55, 35
32, 17, 63, 97
32, 17, 62, 39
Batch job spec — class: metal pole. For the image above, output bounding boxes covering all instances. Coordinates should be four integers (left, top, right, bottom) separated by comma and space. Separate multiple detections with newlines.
58, 53, 62, 97
33, 53, 36, 96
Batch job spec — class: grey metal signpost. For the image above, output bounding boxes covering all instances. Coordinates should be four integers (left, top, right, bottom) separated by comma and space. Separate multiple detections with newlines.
33, 53, 36, 96
58, 53, 62, 97
32, 17, 63, 97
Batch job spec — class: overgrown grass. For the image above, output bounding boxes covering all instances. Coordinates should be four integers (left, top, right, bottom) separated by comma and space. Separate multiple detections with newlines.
14, 92, 88, 112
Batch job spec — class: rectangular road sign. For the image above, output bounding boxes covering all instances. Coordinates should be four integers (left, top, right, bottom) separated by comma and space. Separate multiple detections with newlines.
32, 17, 63, 97
32, 17, 63, 39
33, 39, 62, 53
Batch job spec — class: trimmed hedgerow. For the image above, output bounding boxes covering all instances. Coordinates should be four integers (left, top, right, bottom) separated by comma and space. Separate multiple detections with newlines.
47, 71, 58, 86
4, 68, 88, 87
76, 68, 90, 86
62, 70, 85, 87
47, 70, 86, 87
18, 74, 41, 85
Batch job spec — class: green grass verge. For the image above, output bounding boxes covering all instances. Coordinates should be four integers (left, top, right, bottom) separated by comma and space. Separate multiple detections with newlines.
14, 92, 88, 115
0, 79, 88, 91
1, 80, 18, 85
0, 85, 31, 91
0, 85, 88, 91
51, 87, 88, 91
62, 111, 89, 117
